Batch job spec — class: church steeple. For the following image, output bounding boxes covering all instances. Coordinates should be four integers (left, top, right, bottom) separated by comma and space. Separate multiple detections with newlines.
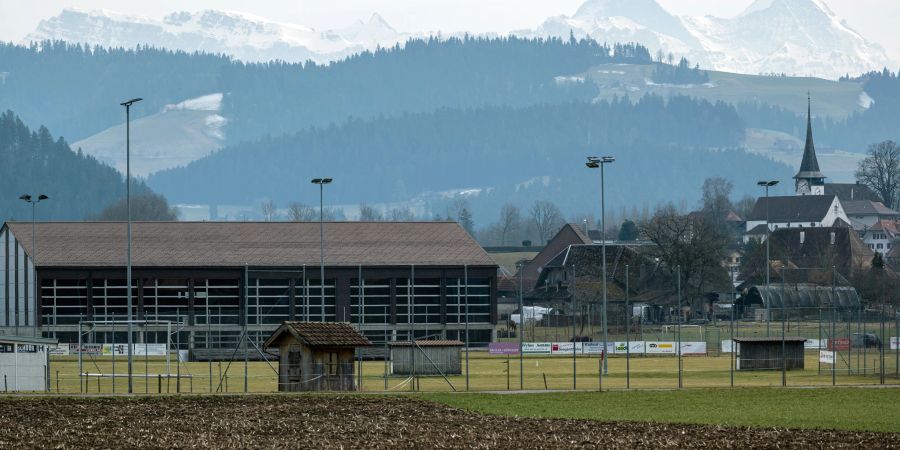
794, 94, 826, 195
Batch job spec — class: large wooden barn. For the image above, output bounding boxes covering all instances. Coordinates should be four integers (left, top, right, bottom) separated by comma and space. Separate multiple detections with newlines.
0, 221, 498, 359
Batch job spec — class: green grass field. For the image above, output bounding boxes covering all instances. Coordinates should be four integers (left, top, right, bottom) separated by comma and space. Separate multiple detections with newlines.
47, 349, 900, 394
421, 388, 900, 433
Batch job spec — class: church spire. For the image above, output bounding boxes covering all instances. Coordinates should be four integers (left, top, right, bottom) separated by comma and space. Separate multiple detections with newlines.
794, 93, 826, 195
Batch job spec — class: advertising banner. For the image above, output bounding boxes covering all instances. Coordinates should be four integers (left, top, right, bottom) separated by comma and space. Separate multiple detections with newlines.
613, 342, 645, 354
804, 339, 823, 350
522, 342, 551, 354
721, 340, 734, 353
70, 343, 103, 355
680, 342, 707, 355
891, 337, 898, 351
488, 342, 520, 355
828, 338, 850, 351
550, 342, 583, 355
49, 345, 70, 356
645, 342, 677, 354
819, 350, 835, 364
582, 342, 607, 355
132, 344, 167, 356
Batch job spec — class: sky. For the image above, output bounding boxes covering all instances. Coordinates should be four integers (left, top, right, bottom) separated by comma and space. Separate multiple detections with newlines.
1, 0, 899, 59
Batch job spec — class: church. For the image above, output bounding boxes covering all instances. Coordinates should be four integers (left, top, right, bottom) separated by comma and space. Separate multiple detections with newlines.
744, 98, 899, 255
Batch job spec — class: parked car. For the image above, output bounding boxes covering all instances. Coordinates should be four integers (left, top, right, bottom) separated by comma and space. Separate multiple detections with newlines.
851, 333, 881, 349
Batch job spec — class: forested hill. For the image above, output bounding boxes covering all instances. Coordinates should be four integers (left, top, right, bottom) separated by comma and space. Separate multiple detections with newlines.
0, 41, 229, 142
0, 37, 650, 146
0, 110, 147, 221
219, 36, 652, 143
148, 94, 792, 217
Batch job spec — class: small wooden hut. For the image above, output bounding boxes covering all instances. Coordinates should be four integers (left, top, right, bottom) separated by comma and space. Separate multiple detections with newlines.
734, 336, 807, 371
389, 340, 463, 375
264, 322, 371, 391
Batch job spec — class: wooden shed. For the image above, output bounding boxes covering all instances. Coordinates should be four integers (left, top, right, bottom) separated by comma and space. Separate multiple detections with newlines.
264, 322, 371, 391
734, 337, 807, 371
389, 340, 463, 376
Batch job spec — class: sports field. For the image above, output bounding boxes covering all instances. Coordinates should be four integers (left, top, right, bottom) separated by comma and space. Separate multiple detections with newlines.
48, 350, 900, 394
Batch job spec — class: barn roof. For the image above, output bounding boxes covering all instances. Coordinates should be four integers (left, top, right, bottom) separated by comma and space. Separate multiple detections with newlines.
264, 322, 371, 349
733, 337, 807, 343
2, 221, 495, 268
389, 340, 464, 347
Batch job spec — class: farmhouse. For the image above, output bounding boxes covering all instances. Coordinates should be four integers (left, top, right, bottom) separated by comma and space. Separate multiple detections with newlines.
264, 321, 370, 391
0, 221, 498, 358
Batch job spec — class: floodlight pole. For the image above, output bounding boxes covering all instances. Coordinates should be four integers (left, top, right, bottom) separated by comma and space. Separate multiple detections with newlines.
19, 193, 48, 336
121, 97, 142, 394
517, 259, 526, 390
311, 178, 332, 322
758, 180, 778, 336
586, 156, 614, 374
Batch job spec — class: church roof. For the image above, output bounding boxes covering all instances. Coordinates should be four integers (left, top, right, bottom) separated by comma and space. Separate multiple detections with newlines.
794, 96, 826, 180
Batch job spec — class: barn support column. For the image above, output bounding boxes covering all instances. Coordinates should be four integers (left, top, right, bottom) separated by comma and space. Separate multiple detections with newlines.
389, 278, 397, 325
336, 274, 351, 322
439, 274, 448, 339
85, 277, 94, 323
288, 279, 297, 320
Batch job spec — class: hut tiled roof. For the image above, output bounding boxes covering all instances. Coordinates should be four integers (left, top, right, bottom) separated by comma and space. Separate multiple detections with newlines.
265, 322, 371, 349
3, 221, 495, 268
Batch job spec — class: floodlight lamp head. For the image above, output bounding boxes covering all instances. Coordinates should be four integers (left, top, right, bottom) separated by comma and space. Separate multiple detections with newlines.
769, 180, 780, 187
120, 98, 143, 107
19, 194, 31, 201
322, 178, 333, 184
601, 156, 615, 163
311, 178, 322, 184
586, 156, 600, 168
38, 194, 48, 201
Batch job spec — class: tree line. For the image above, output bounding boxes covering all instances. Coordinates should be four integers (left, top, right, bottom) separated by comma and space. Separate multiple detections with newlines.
0, 110, 175, 222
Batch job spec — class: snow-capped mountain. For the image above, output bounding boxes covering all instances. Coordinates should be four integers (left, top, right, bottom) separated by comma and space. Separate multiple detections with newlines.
24, 0, 893, 78
25, 9, 413, 64
520, 0, 892, 79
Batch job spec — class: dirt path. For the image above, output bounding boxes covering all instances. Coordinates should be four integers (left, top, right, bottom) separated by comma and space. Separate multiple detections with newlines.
0, 395, 897, 449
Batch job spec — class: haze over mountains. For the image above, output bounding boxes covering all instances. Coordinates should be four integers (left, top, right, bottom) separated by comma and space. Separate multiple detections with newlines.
2, 0, 899, 224
24, 0, 893, 79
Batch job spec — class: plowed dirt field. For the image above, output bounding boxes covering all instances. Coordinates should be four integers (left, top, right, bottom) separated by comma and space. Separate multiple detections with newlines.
0, 395, 897, 449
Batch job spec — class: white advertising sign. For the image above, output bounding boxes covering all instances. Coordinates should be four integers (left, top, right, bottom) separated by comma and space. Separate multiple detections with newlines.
550, 342, 584, 355
891, 337, 898, 351
132, 344, 167, 356
819, 350, 835, 364
680, 342, 707, 355
645, 341, 677, 354
613, 341, 645, 354
522, 342, 551, 354
804, 339, 823, 350
721, 340, 734, 353
48, 345, 70, 356
582, 342, 605, 354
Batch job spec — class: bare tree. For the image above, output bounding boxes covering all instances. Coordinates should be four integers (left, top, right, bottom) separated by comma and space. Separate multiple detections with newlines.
388, 206, 415, 221
261, 200, 278, 221
667, 52, 674, 66
287, 202, 317, 221
656, 49, 665, 63
359, 203, 383, 221
642, 205, 730, 297
734, 195, 756, 220
530, 200, 563, 244
497, 204, 521, 245
855, 140, 900, 208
